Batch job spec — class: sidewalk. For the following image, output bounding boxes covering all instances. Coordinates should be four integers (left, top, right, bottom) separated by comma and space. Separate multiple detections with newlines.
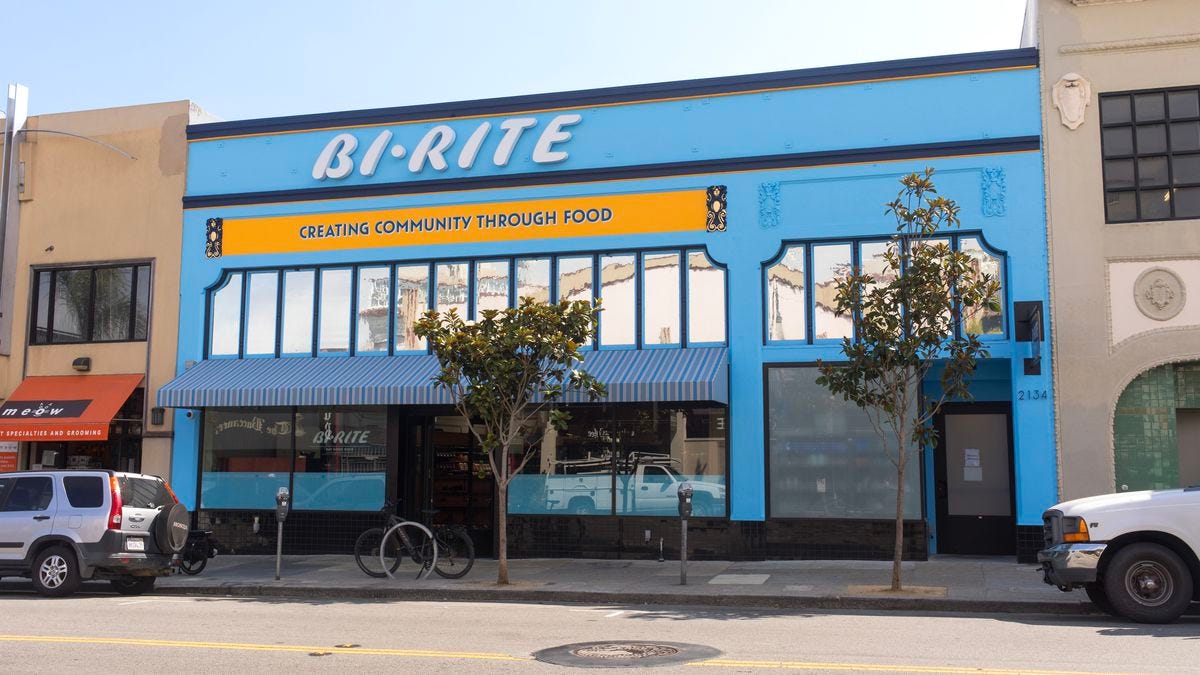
154, 555, 1096, 615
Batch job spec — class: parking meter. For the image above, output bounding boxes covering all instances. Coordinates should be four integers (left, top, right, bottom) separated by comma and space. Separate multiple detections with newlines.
274, 487, 289, 580
677, 484, 693, 518
677, 483, 693, 585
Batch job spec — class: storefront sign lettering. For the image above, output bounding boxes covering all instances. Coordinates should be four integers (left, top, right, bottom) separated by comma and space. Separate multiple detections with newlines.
0, 400, 90, 419
214, 417, 290, 436
312, 429, 371, 445
312, 114, 582, 181
208, 188, 717, 257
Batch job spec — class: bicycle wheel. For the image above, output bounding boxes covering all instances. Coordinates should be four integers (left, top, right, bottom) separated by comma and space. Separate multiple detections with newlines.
433, 527, 475, 579
354, 527, 401, 578
180, 553, 207, 575
380, 521, 437, 581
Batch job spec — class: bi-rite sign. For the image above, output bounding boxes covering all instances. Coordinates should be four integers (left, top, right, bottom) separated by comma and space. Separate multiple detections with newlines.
205, 186, 727, 258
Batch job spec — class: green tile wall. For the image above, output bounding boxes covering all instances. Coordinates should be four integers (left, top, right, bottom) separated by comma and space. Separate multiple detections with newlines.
1113, 364, 1179, 491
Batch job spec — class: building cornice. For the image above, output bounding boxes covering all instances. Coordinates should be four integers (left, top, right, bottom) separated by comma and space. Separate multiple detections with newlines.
1059, 32, 1200, 54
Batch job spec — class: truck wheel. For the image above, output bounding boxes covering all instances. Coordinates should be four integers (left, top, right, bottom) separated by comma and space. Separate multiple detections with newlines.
31, 546, 81, 598
568, 497, 595, 515
1102, 543, 1193, 624
111, 576, 156, 595
1084, 583, 1119, 618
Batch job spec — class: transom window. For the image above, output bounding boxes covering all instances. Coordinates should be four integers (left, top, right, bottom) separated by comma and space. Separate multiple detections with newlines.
207, 248, 726, 358
1101, 87, 1200, 223
764, 235, 1005, 344
31, 264, 151, 345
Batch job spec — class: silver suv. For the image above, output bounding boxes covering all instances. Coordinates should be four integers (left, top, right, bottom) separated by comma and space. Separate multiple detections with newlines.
0, 470, 189, 597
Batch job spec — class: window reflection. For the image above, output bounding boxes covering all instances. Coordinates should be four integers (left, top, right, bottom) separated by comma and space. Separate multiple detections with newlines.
813, 244, 852, 340
318, 269, 351, 353
767, 245, 805, 341
960, 237, 1004, 335
281, 270, 314, 355
643, 252, 680, 345
436, 262, 468, 316
293, 407, 387, 511
557, 256, 593, 346
93, 267, 134, 341
687, 251, 725, 345
599, 254, 636, 346
210, 273, 242, 357
356, 267, 390, 354
475, 260, 510, 316
860, 241, 897, 289
395, 264, 429, 351
516, 258, 551, 304
244, 272, 278, 356
506, 405, 728, 517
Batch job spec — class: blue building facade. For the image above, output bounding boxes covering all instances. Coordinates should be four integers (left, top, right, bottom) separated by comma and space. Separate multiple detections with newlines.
162, 48, 1055, 561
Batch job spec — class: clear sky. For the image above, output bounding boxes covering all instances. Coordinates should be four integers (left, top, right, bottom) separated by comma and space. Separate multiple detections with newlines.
5, 0, 1028, 122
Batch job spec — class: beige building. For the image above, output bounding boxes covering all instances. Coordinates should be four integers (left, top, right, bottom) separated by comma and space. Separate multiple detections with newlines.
0, 100, 211, 481
1037, 0, 1200, 498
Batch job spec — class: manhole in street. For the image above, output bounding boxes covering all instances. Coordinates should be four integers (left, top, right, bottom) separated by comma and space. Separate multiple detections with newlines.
533, 641, 721, 668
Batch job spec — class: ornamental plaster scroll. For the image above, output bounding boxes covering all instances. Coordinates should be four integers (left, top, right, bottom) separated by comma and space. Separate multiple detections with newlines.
705, 185, 727, 232
1071, 0, 1146, 5
758, 182, 781, 229
981, 168, 1006, 217
1059, 32, 1200, 55
1108, 259, 1200, 348
1052, 74, 1091, 130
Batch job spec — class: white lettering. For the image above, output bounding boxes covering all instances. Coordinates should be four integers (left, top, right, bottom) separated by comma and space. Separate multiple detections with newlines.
492, 117, 537, 167
409, 125, 456, 173
532, 114, 581, 164
312, 133, 358, 180
359, 130, 393, 177
457, 121, 491, 170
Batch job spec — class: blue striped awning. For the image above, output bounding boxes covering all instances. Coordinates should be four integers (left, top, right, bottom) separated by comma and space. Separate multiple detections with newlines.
157, 347, 728, 408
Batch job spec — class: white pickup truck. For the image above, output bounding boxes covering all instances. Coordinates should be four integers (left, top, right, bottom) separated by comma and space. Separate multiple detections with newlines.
1038, 486, 1200, 623
544, 464, 726, 517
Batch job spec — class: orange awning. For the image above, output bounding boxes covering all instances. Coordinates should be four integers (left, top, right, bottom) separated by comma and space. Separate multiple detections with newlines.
0, 374, 143, 441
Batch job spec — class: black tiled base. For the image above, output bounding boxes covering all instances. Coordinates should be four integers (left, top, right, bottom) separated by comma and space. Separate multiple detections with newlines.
1016, 525, 1043, 564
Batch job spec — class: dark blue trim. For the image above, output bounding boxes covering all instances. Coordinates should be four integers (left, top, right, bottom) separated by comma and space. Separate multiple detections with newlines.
183, 136, 1040, 209
188, 48, 1038, 140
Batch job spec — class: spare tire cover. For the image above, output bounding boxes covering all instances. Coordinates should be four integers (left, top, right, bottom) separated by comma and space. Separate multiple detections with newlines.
154, 503, 190, 553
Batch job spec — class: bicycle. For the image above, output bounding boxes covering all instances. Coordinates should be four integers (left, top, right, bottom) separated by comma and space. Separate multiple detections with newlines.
354, 503, 476, 580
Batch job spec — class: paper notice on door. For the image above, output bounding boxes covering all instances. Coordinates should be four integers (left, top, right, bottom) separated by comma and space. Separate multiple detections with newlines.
0, 441, 16, 472
963, 447, 981, 468
963, 467, 983, 482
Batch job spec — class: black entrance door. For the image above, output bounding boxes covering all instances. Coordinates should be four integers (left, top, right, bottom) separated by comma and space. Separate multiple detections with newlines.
401, 413, 495, 557
934, 403, 1016, 555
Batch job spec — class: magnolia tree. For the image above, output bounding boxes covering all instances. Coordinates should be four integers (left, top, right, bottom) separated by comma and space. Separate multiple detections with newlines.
816, 169, 1000, 591
414, 298, 605, 585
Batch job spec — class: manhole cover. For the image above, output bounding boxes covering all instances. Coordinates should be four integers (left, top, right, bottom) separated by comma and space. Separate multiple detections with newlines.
534, 641, 721, 668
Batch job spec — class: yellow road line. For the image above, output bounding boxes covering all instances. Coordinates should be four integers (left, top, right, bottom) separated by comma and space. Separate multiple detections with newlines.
691, 659, 1130, 674
0, 635, 526, 661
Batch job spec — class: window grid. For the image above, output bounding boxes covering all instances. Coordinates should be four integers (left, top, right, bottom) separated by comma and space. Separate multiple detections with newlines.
763, 233, 1006, 345
204, 248, 727, 359
31, 263, 152, 346
1100, 86, 1200, 223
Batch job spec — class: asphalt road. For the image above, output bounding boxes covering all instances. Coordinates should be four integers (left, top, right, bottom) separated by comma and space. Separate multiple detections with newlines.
0, 584, 1196, 673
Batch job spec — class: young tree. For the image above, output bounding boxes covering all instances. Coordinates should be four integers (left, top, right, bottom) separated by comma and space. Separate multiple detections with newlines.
414, 297, 605, 585
816, 169, 1000, 591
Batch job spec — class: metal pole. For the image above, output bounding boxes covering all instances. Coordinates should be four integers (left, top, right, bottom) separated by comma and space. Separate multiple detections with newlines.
274, 519, 283, 580
680, 517, 688, 585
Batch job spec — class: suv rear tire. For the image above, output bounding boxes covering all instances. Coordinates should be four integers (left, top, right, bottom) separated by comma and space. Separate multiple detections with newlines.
1102, 542, 1194, 624
110, 576, 156, 595
31, 546, 81, 598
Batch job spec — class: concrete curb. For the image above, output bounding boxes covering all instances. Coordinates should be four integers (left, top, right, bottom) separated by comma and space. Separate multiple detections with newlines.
156, 583, 1096, 616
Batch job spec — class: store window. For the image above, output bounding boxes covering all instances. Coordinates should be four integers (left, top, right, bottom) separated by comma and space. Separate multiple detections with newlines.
766, 245, 806, 341
293, 407, 387, 511
210, 247, 728, 357
201, 408, 294, 509
766, 367, 921, 519
395, 264, 429, 351
960, 238, 1004, 335
32, 263, 151, 345
508, 404, 727, 517
1101, 87, 1200, 222
356, 266, 390, 354
812, 244, 853, 340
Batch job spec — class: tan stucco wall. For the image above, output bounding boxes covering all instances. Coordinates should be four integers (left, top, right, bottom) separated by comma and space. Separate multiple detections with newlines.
1039, 0, 1200, 498
0, 100, 198, 481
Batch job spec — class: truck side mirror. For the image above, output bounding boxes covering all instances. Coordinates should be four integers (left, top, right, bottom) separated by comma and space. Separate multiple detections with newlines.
275, 487, 291, 522
677, 483, 693, 518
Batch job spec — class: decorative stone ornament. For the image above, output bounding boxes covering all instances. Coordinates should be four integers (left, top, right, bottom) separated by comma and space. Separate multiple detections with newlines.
1133, 267, 1186, 321
205, 218, 223, 259
1052, 73, 1092, 130
706, 185, 727, 232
